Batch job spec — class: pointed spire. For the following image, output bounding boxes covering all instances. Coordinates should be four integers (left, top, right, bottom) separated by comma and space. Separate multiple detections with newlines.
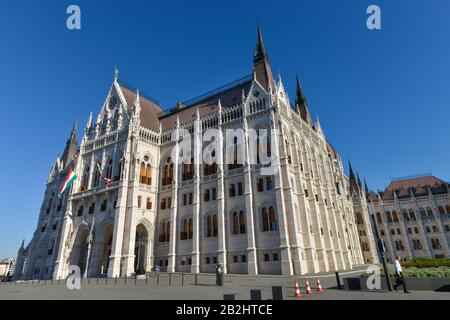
86, 112, 92, 129
254, 23, 266, 61
295, 74, 313, 125
349, 160, 355, 180
364, 178, 370, 194
357, 172, 362, 188
252, 24, 275, 91
296, 74, 306, 105
218, 99, 222, 114
135, 89, 140, 106
69, 120, 77, 144
61, 121, 78, 168
114, 65, 119, 82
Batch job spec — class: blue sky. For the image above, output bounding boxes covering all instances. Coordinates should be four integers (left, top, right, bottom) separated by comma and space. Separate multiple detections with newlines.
0, 0, 449, 258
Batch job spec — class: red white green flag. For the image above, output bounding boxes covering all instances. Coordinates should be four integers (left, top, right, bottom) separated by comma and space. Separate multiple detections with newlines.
58, 167, 77, 199
96, 162, 111, 185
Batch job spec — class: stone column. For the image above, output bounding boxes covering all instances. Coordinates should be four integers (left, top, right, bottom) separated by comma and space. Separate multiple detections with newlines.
191, 114, 202, 273
216, 105, 228, 273
242, 104, 258, 275
168, 123, 180, 272
270, 110, 293, 275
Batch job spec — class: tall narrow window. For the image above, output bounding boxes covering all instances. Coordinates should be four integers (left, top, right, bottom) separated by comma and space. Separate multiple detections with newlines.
146, 164, 152, 185
269, 206, 277, 231
239, 210, 246, 234
233, 212, 239, 234
188, 218, 193, 239
207, 215, 213, 237
262, 207, 269, 232
140, 162, 146, 184
213, 215, 218, 237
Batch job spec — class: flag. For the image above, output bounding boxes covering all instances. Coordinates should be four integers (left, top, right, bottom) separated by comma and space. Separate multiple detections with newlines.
96, 162, 111, 185
58, 167, 77, 199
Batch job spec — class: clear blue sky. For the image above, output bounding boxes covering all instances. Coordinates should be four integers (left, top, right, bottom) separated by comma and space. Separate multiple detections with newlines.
1, 0, 449, 258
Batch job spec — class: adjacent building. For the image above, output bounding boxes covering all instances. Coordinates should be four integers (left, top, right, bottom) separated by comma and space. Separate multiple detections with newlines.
367, 175, 450, 262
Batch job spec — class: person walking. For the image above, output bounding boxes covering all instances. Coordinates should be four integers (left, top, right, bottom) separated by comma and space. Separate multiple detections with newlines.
215, 264, 221, 286
218, 264, 224, 286
154, 263, 160, 277
393, 256, 410, 293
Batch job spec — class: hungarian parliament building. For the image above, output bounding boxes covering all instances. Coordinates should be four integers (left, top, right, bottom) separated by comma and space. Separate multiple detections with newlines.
13, 28, 450, 280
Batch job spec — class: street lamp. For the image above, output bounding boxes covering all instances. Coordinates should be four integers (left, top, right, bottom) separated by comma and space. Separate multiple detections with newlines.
370, 212, 393, 291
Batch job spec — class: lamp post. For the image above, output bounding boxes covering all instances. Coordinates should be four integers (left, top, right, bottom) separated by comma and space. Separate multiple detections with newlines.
370, 212, 393, 291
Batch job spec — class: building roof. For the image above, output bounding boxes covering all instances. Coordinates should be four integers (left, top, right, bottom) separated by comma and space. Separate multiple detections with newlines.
119, 83, 163, 132
381, 175, 448, 200
159, 76, 253, 131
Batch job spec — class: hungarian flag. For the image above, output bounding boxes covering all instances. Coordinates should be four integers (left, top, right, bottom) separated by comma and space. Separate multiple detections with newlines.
58, 167, 77, 199
96, 162, 111, 185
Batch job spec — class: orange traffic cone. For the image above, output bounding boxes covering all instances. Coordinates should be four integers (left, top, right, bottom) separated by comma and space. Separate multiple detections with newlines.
294, 281, 302, 298
316, 277, 324, 293
305, 279, 313, 295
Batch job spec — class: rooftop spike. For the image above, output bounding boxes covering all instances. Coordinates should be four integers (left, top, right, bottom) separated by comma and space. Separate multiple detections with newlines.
348, 160, 355, 180
364, 178, 370, 194
254, 23, 266, 59
114, 65, 119, 82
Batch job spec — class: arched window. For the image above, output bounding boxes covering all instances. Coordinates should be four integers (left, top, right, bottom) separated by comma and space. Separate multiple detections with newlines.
93, 163, 101, 188
239, 211, 246, 234
181, 219, 188, 240
392, 211, 399, 223
439, 206, 445, 215
386, 211, 393, 223
140, 162, 146, 184
204, 150, 217, 176
228, 137, 242, 170
256, 129, 271, 164
446, 205, 450, 215
112, 109, 119, 131
81, 166, 90, 191
376, 212, 383, 224
409, 209, 416, 221
188, 218, 193, 239
356, 212, 364, 225
206, 214, 217, 237
166, 221, 170, 242
162, 157, 173, 186
232, 212, 239, 234
426, 207, 435, 220
262, 207, 269, 231
146, 164, 151, 185
106, 159, 113, 180
183, 157, 194, 181
420, 208, 427, 220
212, 215, 217, 237
402, 209, 409, 222
159, 222, 166, 242
116, 157, 124, 181
269, 207, 277, 231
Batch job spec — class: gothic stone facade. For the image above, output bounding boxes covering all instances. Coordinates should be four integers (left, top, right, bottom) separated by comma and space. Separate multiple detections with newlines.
14, 29, 367, 280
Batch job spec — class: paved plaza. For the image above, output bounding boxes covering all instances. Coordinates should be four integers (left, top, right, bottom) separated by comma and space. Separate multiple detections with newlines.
1, 267, 449, 300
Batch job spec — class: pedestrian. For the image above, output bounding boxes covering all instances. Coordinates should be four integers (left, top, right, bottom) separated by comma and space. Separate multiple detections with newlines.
215, 264, 220, 286
154, 262, 160, 277
218, 264, 224, 286
393, 256, 410, 293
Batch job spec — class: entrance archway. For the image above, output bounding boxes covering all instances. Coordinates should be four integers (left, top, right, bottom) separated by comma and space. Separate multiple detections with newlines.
134, 224, 148, 275
69, 227, 89, 276
91, 222, 113, 277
